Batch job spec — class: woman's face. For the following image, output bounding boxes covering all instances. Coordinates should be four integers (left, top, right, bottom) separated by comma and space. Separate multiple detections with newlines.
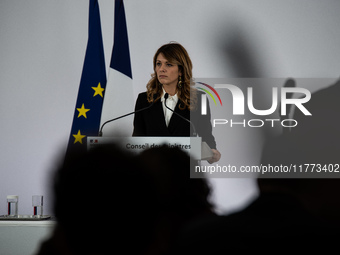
155, 53, 181, 88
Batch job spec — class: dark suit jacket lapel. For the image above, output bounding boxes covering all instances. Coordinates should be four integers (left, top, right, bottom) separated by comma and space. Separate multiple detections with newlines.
168, 101, 189, 134
152, 101, 171, 135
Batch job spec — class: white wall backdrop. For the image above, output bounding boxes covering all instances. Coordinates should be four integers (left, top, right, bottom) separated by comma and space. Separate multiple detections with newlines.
1, 0, 340, 216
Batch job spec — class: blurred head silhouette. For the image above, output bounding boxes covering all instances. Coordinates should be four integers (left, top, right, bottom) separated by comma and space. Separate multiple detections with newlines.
49, 144, 159, 255
38, 143, 215, 255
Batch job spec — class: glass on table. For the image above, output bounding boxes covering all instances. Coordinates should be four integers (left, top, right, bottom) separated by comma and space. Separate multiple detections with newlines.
7, 195, 18, 217
32, 195, 43, 217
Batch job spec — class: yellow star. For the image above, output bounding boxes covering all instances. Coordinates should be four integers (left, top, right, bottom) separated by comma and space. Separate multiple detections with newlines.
92, 82, 105, 97
73, 130, 86, 144
77, 103, 90, 118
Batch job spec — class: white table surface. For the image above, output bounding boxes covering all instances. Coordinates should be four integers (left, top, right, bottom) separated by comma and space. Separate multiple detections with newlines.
0, 218, 56, 255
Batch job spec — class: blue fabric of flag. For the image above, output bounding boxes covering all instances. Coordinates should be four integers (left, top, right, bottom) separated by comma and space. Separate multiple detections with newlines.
110, 0, 132, 79
66, 0, 106, 153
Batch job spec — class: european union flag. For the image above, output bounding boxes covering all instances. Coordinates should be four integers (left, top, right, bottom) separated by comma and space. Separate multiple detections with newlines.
66, 0, 106, 153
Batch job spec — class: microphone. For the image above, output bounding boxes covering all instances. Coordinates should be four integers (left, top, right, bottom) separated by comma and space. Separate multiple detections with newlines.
164, 93, 197, 136
98, 96, 156, 136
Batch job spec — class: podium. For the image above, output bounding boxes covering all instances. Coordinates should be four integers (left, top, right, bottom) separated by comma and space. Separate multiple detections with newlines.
87, 136, 213, 161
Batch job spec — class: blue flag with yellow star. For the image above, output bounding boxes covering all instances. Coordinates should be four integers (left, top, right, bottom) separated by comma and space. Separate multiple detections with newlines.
66, 0, 106, 153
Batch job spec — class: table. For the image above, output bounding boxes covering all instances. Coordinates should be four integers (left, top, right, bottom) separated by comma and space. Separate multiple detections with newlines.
0, 219, 56, 255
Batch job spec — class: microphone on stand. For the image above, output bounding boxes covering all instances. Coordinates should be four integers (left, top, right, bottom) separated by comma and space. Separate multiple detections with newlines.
98, 96, 156, 136
164, 93, 197, 136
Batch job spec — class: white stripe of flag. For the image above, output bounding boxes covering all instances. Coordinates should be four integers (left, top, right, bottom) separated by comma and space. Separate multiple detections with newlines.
100, 0, 134, 136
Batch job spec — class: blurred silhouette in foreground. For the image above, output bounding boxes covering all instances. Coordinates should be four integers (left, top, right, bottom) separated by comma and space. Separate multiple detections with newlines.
138, 145, 216, 254
171, 79, 340, 253
36, 144, 215, 255
36, 144, 158, 255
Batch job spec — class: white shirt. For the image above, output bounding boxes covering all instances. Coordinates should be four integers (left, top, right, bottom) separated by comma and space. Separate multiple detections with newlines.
161, 88, 178, 127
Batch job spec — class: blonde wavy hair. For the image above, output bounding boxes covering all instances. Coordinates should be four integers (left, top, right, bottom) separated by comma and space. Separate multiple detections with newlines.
146, 42, 197, 110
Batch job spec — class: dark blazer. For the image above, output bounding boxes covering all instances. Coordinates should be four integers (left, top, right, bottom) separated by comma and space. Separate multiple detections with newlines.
132, 91, 216, 149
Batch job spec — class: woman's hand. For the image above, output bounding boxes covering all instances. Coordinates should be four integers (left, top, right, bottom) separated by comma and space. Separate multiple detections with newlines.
207, 149, 221, 164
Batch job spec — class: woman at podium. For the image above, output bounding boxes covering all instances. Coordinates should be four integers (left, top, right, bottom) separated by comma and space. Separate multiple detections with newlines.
133, 42, 221, 163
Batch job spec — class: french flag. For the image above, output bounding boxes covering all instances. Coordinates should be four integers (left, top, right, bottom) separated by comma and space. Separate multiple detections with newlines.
100, 0, 134, 136
66, 0, 106, 153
